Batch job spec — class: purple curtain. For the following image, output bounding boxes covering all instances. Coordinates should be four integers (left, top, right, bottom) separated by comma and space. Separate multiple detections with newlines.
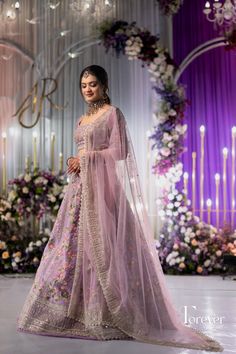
173, 0, 236, 228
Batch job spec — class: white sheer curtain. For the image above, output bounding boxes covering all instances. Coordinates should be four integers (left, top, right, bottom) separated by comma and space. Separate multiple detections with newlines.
0, 0, 172, 236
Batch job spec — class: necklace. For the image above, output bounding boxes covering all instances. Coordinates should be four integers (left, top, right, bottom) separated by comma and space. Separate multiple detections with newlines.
86, 98, 107, 116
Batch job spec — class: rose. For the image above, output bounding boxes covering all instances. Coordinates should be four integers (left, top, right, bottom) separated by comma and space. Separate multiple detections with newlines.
24, 174, 31, 182
0, 241, 6, 250
204, 259, 211, 267
14, 251, 22, 258
216, 250, 222, 257
22, 187, 29, 194
160, 147, 171, 157
197, 266, 203, 273
179, 262, 186, 269
2, 251, 10, 259
191, 239, 198, 246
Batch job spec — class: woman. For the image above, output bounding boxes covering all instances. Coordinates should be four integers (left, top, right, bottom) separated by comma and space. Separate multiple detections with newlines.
17, 65, 223, 351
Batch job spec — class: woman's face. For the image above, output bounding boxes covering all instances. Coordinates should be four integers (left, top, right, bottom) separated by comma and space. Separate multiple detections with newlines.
80, 73, 104, 103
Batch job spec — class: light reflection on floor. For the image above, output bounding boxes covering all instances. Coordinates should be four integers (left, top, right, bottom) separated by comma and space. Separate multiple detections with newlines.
0, 274, 235, 354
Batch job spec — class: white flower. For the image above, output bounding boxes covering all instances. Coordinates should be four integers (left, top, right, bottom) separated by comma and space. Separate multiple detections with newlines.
216, 250, 222, 257
52, 183, 61, 196
24, 174, 31, 182
126, 39, 132, 46
22, 187, 29, 194
163, 133, 172, 142
176, 194, 183, 201
15, 256, 21, 263
34, 177, 48, 185
169, 259, 176, 266
166, 210, 173, 216
47, 194, 56, 203
8, 190, 17, 201
172, 134, 179, 141
198, 222, 204, 229
184, 236, 190, 243
36, 240, 42, 247
204, 259, 211, 267
168, 194, 174, 201
174, 201, 181, 208
181, 226, 186, 234
166, 64, 174, 74
5, 212, 12, 220
11, 261, 17, 267
156, 113, 168, 123
42, 237, 48, 243
148, 62, 157, 72
168, 142, 174, 148
195, 248, 201, 255
167, 203, 174, 209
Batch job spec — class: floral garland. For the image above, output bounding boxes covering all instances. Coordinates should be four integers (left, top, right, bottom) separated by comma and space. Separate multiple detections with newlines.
157, 0, 184, 16
98, 19, 236, 275
99, 20, 187, 178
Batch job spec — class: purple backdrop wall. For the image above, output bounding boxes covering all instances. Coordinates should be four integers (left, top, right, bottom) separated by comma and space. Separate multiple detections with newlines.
173, 0, 236, 228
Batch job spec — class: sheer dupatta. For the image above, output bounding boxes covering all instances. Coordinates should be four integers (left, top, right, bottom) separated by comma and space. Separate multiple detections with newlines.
68, 106, 223, 351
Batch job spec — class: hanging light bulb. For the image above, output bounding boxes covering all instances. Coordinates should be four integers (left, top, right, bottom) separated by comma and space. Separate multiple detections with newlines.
15, 1, 20, 9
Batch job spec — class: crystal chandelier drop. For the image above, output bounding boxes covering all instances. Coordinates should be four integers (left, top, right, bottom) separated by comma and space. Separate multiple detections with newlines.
203, 0, 236, 34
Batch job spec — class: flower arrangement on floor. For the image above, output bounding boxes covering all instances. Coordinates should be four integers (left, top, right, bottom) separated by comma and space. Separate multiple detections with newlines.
156, 0, 184, 16
0, 169, 68, 273
7, 168, 67, 221
0, 230, 49, 273
156, 187, 236, 274
99, 20, 187, 178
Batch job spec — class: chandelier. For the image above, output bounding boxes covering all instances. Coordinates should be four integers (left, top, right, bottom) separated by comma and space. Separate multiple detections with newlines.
0, 1, 20, 22
203, 0, 236, 34
69, 0, 114, 23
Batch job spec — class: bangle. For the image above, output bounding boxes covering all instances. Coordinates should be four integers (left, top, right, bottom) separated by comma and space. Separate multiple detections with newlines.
66, 157, 73, 166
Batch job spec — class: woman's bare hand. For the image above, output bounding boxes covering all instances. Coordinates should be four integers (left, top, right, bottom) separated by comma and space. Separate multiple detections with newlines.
67, 156, 80, 175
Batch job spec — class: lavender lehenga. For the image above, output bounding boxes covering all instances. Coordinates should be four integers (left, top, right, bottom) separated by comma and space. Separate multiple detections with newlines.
17, 105, 223, 351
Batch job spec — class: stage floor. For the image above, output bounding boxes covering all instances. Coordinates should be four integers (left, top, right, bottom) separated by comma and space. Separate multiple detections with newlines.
0, 274, 235, 354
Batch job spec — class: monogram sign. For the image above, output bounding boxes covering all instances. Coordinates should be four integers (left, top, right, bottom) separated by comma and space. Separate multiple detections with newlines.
13, 78, 66, 128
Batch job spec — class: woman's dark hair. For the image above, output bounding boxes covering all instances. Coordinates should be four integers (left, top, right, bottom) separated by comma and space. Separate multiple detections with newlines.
79, 65, 111, 104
